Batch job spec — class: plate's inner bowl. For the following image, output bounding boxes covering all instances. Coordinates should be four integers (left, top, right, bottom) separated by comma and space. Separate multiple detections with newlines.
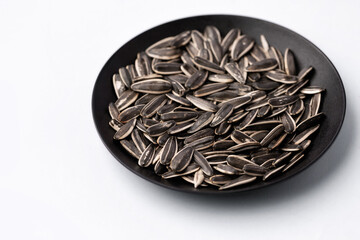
92, 15, 345, 193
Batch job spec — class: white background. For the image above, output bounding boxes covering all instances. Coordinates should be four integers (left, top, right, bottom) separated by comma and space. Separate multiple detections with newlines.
1, 0, 359, 239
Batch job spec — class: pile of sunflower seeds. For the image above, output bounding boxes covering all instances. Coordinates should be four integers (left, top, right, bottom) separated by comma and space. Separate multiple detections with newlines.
108, 26, 325, 190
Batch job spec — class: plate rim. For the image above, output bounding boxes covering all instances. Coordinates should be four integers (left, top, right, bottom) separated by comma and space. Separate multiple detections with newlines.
91, 14, 346, 194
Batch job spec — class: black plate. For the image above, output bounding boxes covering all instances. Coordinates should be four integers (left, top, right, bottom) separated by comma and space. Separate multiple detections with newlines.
92, 15, 346, 194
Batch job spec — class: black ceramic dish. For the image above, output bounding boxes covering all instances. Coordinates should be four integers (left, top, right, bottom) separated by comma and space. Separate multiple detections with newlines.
92, 15, 346, 194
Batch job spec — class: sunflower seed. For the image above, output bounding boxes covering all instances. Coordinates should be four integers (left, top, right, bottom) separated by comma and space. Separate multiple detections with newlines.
120, 139, 141, 159
249, 130, 268, 142
113, 74, 126, 98
246, 98, 269, 111
252, 77, 280, 90
208, 74, 234, 83
136, 120, 147, 132
231, 130, 255, 144
246, 58, 278, 72
292, 124, 320, 145
157, 103, 178, 115
265, 71, 298, 84
257, 105, 271, 118
210, 174, 232, 184
231, 35, 254, 60
193, 150, 213, 176
226, 155, 255, 169
127, 64, 137, 80
140, 95, 168, 118
131, 128, 148, 152
170, 147, 194, 172
131, 79, 172, 94
192, 56, 225, 74
298, 66, 313, 80
250, 44, 266, 61
162, 163, 200, 179
190, 30, 204, 49
211, 139, 234, 150
301, 86, 325, 94
184, 136, 214, 150
225, 62, 245, 84
246, 90, 267, 102
219, 175, 257, 190
135, 94, 156, 106
266, 106, 287, 118
119, 67, 133, 88
181, 63, 197, 76
260, 34, 270, 53
244, 120, 281, 131
115, 90, 139, 111
206, 154, 228, 164
118, 104, 144, 123
297, 112, 325, 133
209, 38, 223, 63
287, 79, 309, 96
142, 118, 159, 127
153, 62, 182, 75
160, 136, 178, 165
221, 28, 240, 53
228, 141, 261, 152
138, 144, 155, 167
147, 120, 175, 137
135, 53, 147, 77
168, 121, 194, 134
269, 95, 299, 107
215, 121, 232, 135
166, 93, 192, 106
281, 111, 296, 133
113, 118, 137, 140
160, 111, 198, 122
157, 132, 170, 147
238, 109, 259, 130
210, 103, 233, 127
268, 133, 288, 150
260, 124, 285, 146
281, 144, 302, 152
243, 164, 266, 176
309, 93, 321, 116
289, 99, 304, 115
193, 169, 205, 188
284, 48, 296, 75
214, 164, 240, 175
252, 151, 281, 165
184, 128, 214, 144
221, 95, 252, 109
186, 94, 218, 112
169, 81, 186, 97
194, 83, 228, 97
108, 102, 119, 120
282, 153, 305, 172
272, 152, 292, 167
164, 74, 188, 85
203, 25, 220, 42
263, 165, 286, 181
147, 47, 182, 60
185, 70, 208, 90
227, 110, 248, 123
154, 160, 167, 175
170, 30, 191, 47
207, 90, 239, 101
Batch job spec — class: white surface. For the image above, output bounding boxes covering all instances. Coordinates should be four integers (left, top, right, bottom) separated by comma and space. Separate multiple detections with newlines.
1, 0, 359, 239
